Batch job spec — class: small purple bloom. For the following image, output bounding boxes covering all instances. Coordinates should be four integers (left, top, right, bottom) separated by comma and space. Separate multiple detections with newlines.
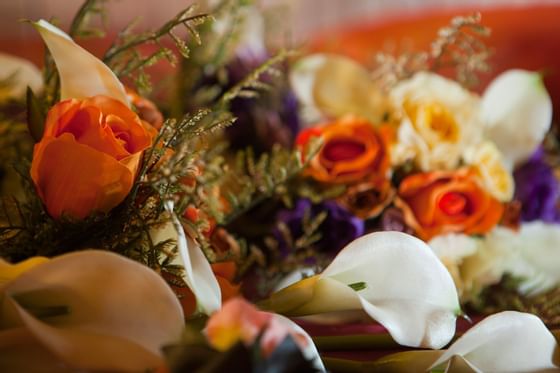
225, 54, 300, 153
514, 148, 560, 223
274, 198, 364, 255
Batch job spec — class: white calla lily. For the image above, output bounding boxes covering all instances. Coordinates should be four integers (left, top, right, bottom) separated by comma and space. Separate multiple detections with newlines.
262, 231, 460, 349
482, 69, 552, 167
273, 314, 326, 372
33, 20, 129, 105
0, 52, 43, 100
290, 54, 389, 124
150, 201, 221, 315
430, 311, 559, 372
0, 250, 184, 372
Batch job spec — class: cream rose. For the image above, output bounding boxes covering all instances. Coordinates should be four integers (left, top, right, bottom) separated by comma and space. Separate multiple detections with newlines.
463, 141, 515, 202
390, 72, 482, 171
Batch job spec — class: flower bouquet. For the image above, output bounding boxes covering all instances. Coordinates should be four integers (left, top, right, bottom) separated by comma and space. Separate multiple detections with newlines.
0, 1, 559, 372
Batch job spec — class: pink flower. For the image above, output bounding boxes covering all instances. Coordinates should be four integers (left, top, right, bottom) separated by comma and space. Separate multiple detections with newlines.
205, 298, 307, 356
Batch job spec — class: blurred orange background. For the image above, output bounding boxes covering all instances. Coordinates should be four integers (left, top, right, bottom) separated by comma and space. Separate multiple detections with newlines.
1, 1, 560, 115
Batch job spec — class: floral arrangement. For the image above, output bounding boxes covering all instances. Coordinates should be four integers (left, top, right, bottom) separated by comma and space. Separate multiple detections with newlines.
0, 1, 559, 372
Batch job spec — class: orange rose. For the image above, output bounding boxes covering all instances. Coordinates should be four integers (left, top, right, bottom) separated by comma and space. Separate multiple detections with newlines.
30, 95, 154, 219
395, 168, 504, 240
126, 88, 164, 129
296, 116, 392, 184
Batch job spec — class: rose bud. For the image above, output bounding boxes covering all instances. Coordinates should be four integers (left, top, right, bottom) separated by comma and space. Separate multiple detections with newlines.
30, 95, 154, 219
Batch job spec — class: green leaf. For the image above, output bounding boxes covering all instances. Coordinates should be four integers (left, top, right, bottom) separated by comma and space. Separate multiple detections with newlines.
26, 86, 45, 142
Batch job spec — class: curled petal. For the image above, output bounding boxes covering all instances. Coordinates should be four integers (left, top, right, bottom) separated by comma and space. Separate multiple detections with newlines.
0, 257, 49, 287
263, 232, 460, 349
151, 201, 221, 315
482, 70, 553, 166
430, 311, 559, 372
33, 20, 129, 106
0, 250, 184, 372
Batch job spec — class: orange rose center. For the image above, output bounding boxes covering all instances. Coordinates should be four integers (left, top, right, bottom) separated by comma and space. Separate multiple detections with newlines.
439, 192, 469, 216
322, 138, 366, 162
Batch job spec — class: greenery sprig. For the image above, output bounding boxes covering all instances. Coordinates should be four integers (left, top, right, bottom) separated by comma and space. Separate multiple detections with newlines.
103, 5, 211, 93
372, 12, 491, 89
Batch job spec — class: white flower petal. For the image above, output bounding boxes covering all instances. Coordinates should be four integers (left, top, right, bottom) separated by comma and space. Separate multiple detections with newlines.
429, 234, 479, 262
0, 52, 43, 100
430, 311, 559, 372
266, 232, 460, 349
290, 54, 388, 124
158, 201, 221, 315
272, 314, 326, 372
0, 250, 184, 371
482, 69, 552, 166
33, 20, 129, 106
498, 222, 560, 296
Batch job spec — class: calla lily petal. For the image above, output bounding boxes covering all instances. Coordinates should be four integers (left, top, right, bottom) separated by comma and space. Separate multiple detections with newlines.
0, 52, 43, 100
263, 232, 460, 349
482, 69, 552, 166
0, 257, 49, 286
430, 311, 560, 372
273, 314, 326, 372
290, 54, 389, 123
33, 20, 129, 106
0, 250, 184, 372
153, 201, 221, 315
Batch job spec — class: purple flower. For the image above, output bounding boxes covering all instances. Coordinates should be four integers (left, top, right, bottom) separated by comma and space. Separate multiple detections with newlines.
514, 148, 560, 223
274, 199, 364, 255
224, 54, 300, 153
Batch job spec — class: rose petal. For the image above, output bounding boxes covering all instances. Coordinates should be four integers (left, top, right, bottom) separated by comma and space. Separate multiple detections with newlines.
30, 133, 135, 219
33, 20, 129, 106
430, 311, 559, 372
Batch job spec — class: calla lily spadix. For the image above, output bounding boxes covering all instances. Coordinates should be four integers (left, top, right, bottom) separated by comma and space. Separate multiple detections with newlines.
290, 54, 390, 124
0, 250, 184, 372
261, 231, 461, 349
33, 20, 129, 106
430, 311, 560, 372
149, 201, 222, 315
